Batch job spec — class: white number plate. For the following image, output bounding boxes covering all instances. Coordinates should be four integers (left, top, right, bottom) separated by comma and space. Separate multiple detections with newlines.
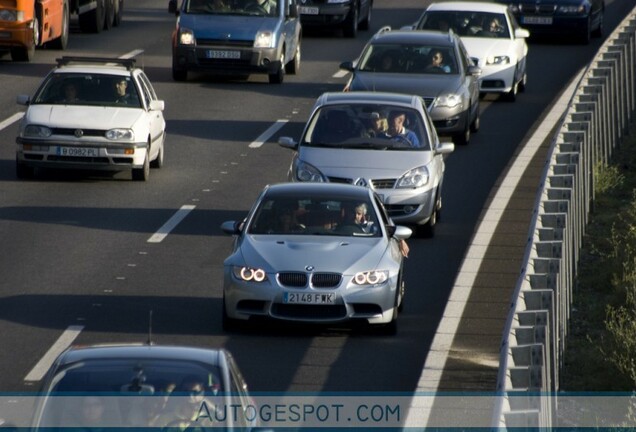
57, 146, 99, 157
206, 50, 241, 59
522, 16, 553, 25
298, 6, 319, 15
283, 292, 336, 304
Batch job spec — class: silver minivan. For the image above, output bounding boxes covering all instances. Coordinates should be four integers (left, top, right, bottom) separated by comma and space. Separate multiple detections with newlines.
279, 91, 454, 237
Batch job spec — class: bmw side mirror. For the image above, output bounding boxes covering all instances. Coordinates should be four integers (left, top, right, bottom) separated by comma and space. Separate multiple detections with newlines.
278, 136, 298, 149
16, 94, 30, 106
339, 61, 355, 72
221, 221, 241, 235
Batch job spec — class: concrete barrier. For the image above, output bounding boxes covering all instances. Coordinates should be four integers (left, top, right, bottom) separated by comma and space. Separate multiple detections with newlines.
493, 8, 636, 428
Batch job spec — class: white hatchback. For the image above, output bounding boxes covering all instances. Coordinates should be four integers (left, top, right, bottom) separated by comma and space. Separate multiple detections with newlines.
415, 1, 530, 101
16, 56, 166, 181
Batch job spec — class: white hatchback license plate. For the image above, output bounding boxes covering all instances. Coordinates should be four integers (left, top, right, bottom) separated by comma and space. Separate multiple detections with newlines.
522, 16, 553, 25
57, 146, 99, 157
298, 6, 319, 14
206, 50, 240, 59
283, 292, 336, 304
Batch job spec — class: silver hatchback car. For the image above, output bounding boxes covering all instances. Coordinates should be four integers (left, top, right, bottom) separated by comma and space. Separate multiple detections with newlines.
279, 91, 454, 237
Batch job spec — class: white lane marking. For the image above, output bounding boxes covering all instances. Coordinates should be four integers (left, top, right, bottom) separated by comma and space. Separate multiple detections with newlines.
332, 70, 349, 79
249, 119, 289, 148
0, 112, 24, 131
24, 325, 84, 382
147, 205, 196, 243
406, 68, 586, 426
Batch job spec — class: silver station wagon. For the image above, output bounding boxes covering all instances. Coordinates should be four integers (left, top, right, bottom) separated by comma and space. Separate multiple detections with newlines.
279, 91, 454, 237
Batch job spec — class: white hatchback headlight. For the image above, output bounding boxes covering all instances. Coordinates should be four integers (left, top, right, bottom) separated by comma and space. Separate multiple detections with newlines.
434, 94, 462, 109
486, 55, 511, 65
106, 128, 134, 141
233, 266, 268, 282
353, 270, 389, 286
23, 125, 52, 138
397, 166, 429, 189
254, 31, 275, 48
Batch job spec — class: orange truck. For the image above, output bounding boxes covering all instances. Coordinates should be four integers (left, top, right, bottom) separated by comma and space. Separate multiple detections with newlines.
0, 0, 124, 62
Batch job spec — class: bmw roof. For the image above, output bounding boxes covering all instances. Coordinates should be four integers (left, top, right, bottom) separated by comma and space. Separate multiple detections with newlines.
425, 1, 512, 13
315, 91, 423, 109
262, 182, 374, 201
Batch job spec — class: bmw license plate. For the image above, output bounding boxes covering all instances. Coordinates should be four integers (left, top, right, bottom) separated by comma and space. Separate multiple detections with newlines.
206, 50, 240, 59
522, 16, 553, 25
298, 6, 319, 14
57, 146, 99, 157
283, 292, 335, 304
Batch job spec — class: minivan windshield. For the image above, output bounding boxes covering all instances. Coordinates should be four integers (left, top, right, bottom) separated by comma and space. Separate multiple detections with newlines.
185, 0, 279, 16
302, 104, 430, 150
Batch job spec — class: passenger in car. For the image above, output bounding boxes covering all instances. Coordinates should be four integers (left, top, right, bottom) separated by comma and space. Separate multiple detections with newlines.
365, 111, 388, 137
60, 82, 81, 103
426, 50, 451, 73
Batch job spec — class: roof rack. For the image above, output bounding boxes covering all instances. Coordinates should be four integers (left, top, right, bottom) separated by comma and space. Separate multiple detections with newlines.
55, 56, 137, 70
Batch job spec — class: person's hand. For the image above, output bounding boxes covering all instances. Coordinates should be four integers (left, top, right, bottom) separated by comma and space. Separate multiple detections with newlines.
398, 239, 409, 258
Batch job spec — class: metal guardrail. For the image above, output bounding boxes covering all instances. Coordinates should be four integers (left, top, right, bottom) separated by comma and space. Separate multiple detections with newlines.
493, 7, 636, 428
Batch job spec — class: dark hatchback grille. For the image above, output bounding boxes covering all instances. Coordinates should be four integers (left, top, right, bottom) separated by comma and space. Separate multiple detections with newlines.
311, 273, 341, 288
196, 39, 254, 47
272, 304, 347, 319
52, 128, 105, 137
519, 3, 556, 14
278, 272, 308, 288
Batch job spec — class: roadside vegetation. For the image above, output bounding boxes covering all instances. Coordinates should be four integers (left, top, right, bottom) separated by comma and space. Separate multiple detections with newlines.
561, 122, 636, 391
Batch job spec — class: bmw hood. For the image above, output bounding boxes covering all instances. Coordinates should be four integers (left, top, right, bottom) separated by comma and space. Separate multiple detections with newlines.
350, 72, 464, 97
25, 105, 144, 129
299, 147, 433, 178
181, 14, 279, 40
461, 38, 515, 64
235, 235, 387, 273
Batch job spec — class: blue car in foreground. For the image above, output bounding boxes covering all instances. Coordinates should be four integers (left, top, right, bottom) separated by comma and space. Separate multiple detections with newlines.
169, 0, 302, 83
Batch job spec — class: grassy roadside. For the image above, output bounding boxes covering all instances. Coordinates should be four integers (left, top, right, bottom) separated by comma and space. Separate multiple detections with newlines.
561, 122, 636, 391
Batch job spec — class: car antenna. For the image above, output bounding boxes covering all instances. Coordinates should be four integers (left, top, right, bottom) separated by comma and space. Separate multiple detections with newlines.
146, 310, 154, 346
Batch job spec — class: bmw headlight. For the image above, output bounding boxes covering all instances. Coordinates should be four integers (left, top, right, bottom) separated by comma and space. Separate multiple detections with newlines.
397, 166, 429, 188
0, 9, 24, 21
434, 94, 462, 109
254, 31, 275, 48
558, 5, 585, 14
179, 28, 195, 45
486, 55, 510, 65
295, 160, 326, 182
23, 125, 52, 138
232, 266, 268, 282
353, 270, 389, 286
105, 128, 134, 141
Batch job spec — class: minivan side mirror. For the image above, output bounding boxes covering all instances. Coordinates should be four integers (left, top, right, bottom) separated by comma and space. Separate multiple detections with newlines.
168, 0, 178, 15
288, 3, 298, 18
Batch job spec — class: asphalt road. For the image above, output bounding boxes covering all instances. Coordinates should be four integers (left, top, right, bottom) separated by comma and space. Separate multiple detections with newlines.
0, 0, 633, 396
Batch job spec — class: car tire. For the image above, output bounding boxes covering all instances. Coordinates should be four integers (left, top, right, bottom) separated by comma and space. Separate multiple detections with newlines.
342, 4, 358, 38
150, 137, 164, 169
285, 42, 300, 75
452, 116, 470, 146
504, 78, 518, 102
16, 158, 34, 179
579, 17, 591, 45
592, 11, 603, 38
172, 57, 188, 81
397, 278, 405, 313
113, 0, 123, 26
518, 71, 527, 93
11, 14, 38, 61
103, 0, 115, 30
269, 52, 285, 84
132, 151, 149, 181
470, 104, 480, 133
359, 2, 371, 31
79, 0, 105, 33
48, 0, 69, 49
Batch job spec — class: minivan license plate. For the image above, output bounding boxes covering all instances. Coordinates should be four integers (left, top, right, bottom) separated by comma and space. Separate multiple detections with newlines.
284, 292, 335, 304
206, 50, 240, 59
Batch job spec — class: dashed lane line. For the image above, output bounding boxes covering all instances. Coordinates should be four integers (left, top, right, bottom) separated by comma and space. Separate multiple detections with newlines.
147, 205, 196, 243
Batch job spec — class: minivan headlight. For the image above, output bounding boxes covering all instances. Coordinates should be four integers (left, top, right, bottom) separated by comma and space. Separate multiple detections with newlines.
434, 94, 462, 109
397, 166, 429, 188
295, 160, 326, 182
179, 28, 195, 45
254, 31, 275, 48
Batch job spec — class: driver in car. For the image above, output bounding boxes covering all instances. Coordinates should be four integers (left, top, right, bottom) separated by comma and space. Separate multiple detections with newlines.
385, 111, 420, 147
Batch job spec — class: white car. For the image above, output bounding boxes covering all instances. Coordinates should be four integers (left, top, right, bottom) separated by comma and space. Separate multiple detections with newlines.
414, 1, 530, 101
16, 56, 166, 181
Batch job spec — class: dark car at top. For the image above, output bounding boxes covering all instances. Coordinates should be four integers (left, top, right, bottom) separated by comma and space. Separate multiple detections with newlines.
495, 0, 604, 44
297, 0, 372, 38
169, 0, 302, 83
341, 28, 481, 145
